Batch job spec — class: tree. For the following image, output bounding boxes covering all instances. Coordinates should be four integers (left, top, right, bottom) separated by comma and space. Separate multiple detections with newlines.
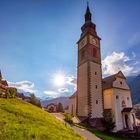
6, 88, 17, 98
30, 93, 41, 107
102, 109, 115, 132
57, 102, 64, 112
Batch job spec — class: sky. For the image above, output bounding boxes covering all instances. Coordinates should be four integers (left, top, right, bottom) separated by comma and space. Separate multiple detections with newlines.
0, 0, 140, 99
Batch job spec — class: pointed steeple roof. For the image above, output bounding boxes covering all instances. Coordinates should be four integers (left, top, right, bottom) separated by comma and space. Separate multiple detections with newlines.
85, 1, 92, 22
0, 70, 3, 80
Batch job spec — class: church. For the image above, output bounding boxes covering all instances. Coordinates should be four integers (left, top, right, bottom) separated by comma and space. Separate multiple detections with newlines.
68, 3, 137, 132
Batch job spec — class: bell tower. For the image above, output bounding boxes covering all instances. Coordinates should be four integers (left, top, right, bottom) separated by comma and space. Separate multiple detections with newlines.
77, 2, 103, 119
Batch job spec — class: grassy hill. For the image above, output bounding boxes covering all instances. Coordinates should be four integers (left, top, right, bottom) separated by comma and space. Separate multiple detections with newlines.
0, 98, 84, 140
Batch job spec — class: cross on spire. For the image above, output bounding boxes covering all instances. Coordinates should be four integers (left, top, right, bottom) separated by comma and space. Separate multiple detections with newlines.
85, 0, 92, 22
87, 0, 89, 7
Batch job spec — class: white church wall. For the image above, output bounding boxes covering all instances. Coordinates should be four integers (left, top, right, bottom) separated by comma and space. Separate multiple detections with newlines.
114, 88, 133, 131
113, 77, 130, 90
114, 89, 124, 131
103, 89, 113, 109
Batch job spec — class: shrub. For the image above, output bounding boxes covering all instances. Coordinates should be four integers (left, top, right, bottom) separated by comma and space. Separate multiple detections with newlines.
102, 109, 115, 132
30, 93, 41, 107
64, 114, 73, 124
6, 88, 17, 98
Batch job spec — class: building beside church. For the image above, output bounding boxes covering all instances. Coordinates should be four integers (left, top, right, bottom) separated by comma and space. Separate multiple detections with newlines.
0, 70, 17, 98
68, 3, 137, 132
46, 103, 57, 113
0, 70, 9, 97
103, 71, 136, 131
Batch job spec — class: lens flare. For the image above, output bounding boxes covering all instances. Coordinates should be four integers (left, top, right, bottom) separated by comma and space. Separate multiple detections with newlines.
54, 74, 65, 87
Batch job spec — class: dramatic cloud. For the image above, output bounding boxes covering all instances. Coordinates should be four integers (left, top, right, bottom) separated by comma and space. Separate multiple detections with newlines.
65, 75, 77, 90
65, 75, 76, 85
8, 81, 37, 93
102, 52, 138, 76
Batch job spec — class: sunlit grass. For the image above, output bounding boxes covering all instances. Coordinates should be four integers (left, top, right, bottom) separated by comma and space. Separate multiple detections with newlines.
0, 98, 84, 140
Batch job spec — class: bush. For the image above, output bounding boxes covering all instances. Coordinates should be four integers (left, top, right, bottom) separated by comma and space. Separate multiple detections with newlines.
30, 93, 41, 107
102, 109, 115, 132
6, 88, 17, 98
64, 114, 73, 124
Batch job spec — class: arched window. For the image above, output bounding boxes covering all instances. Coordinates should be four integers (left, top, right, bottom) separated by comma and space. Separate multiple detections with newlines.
122, 100, 126, 108
120, 81, 123, 85
96, 100, 98, 104
95, 85, 98, 89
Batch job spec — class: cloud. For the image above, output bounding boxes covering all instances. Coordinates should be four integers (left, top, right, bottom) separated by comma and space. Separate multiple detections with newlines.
44, 91, 61, 98
8, 81, 37, 93
44, 88, 69, 98
102, 52, 138, 76
43, 74, 77, 99
133, 61, 139, 65
65, 75, 77, 90
58, 88, 69, 93
44, 75, 77, 99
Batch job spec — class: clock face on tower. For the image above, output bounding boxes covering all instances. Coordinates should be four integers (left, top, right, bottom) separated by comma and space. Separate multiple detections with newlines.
79, 37, 87, 50
91, 38, 96, 45
89, 35, 98, 47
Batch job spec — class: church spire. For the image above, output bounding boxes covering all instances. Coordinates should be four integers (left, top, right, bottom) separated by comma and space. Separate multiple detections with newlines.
0, 70, 2, 80
85, 0, 92, 22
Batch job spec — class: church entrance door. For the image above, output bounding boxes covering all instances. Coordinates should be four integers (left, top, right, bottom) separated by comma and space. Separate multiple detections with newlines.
125, 114, 129, 128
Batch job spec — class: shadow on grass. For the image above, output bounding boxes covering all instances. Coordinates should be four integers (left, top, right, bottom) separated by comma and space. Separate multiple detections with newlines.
75, 124, 140, 140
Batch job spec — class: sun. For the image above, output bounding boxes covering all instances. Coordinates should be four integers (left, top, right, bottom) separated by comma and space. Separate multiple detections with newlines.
54, 74, 65, 87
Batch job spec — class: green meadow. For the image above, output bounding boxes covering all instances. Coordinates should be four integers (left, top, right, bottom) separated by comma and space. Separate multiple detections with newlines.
0, 98, 84, 140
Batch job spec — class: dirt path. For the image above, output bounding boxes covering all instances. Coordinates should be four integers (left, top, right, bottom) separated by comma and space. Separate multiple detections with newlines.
51, 113, 101, 140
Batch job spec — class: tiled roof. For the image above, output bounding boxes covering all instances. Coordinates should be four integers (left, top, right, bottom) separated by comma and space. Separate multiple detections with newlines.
102, 74, 117, 90
0, 84, 8, 89
102, 71, 126, 90
1, 80, 8, 86
122, 107, 133, 113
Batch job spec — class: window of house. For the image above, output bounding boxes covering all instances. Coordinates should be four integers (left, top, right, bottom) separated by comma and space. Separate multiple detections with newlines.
122, 100, 126, 108
95, 72, 97, 75
95, 85, 98, 89
116, 95, 119, 99
127, 97, 129, 100
120, 81, 122, 85
96, 100, 98, 104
